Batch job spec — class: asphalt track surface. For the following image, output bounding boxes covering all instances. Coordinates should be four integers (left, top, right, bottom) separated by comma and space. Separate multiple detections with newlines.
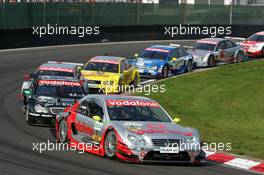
0, 41, 258, 175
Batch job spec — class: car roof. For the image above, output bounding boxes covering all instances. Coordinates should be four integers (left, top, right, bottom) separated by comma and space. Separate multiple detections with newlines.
256, 31, 264, 35
39, 63, 76, 69
198, 38, 226, 44
90, 56, 125, 62
37, 75, 79, 82
148, 45, 176, 51
82, 94, 155, 102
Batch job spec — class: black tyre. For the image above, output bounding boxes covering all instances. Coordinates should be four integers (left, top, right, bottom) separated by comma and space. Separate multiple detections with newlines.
58, 120, 68, 143
235, 51, 244, 63
207, 56, 216, 67
185, 60, 193, 72
104, 131, 117, 159
161, 65, 169, 78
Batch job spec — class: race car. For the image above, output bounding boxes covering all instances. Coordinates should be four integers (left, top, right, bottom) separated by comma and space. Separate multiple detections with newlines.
188, 38, 246, 67
21, 76, 88, 126
56, 95, 205, 163
22, 61, 83, 93
79, 56, 140, 94
129, 45, 193, 78
239, 31, 264, 57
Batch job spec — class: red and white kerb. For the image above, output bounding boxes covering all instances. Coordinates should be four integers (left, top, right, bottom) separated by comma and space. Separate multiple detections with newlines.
106, 100, 160, 108
38, 80, 81, 86
38, 66, 74, 73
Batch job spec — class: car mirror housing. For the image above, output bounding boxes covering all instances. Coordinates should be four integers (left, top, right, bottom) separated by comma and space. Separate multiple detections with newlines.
134, 53, 139, 58
172, 57, 177, 61
92, 115, 101, 122
23, 89, 32, 96
173, 117, 180, 123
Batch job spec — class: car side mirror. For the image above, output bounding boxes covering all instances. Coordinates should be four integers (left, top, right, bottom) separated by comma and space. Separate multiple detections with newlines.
173, 117, 180, 123
92, 115, 101, 122
134, 53, 139, 58
23, 89, 32, 96
76, 66, 83, 72
172, 57, 177, 61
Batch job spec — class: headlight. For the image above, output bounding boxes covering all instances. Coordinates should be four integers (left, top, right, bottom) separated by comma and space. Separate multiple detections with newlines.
186, 136, 199, 144
127, 134, 145, 145
103, 81, 114, 85
34, 104, 49, 113
149, 65, 158, 70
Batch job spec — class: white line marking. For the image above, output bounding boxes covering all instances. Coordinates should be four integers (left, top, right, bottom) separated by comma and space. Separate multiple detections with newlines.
138, 79, 156, 85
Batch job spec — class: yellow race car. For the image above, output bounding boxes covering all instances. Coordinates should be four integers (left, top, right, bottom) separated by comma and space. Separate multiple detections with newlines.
79, 56, 140, 94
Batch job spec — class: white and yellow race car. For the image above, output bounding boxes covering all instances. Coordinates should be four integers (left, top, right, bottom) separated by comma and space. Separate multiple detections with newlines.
79, 56, 140, 94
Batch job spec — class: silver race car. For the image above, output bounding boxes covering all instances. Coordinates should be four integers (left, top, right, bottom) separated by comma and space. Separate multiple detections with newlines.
56, 95, 205, 163
188, 38, 246, 67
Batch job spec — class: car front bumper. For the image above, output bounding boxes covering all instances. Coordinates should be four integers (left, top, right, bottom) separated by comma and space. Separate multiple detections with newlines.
27, 112, 56, 126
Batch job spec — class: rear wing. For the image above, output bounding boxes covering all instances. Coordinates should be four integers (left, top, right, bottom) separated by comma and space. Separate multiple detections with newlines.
47, 61, 84, 67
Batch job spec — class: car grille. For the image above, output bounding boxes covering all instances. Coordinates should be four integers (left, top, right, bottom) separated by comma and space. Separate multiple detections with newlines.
87, 80, 101, 84
50, 108, 65, 115
152, 139, 182, 147
143, 151, 190, 161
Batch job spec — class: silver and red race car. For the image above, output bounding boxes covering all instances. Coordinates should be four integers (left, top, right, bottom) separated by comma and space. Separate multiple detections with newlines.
188, 38, 246, 67
56, 95, 205, 163
239, 31, 264, 57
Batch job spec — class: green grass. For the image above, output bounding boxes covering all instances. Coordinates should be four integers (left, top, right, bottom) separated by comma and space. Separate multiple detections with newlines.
137, 60, 264, 159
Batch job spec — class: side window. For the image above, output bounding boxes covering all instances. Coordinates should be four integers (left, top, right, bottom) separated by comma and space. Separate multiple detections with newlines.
216, 41, 226, 50
120, 60, 127, 73
178, 48, 185, 57
169, 50, 179, 60
89, 99, 104, 120
75, 100, 90, 116
225, 40, 236, 48
75, 99, 104, 120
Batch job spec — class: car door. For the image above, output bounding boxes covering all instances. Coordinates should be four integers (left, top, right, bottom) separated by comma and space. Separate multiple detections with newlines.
224, 40, 237, 61
120, 59, 133, 85
74, 100, 94, 143
215, 41, 228, 62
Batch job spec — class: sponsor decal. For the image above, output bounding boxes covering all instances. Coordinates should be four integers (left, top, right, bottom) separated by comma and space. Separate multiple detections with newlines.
38, 80, 81, 86
75, 121, 94, 135
147, 123, 165, 129
132, 129, 193, 136
90, 58, 119, 65
106, 100, 160, 108
197, 40, 217, 45
38, 66, 74, 73
144, 48, 170, 53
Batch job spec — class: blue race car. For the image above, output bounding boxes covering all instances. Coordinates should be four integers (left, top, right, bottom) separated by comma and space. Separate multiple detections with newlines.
129, 45, 193, 78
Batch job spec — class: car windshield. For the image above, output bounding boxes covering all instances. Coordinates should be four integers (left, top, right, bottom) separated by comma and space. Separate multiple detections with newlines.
140, 50, 168, 60
248, 34, 264, 42
84, 62, 118, 73
107, 103, 171, 122
194, 42, 216, 51
35, 84, 84, 98
37, 70, 74, 78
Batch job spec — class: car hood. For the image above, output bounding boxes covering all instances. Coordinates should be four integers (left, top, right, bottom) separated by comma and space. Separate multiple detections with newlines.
113, 121, 193, 140
81, 70, 119, 81
188, 49, 213, 57
35, 96, 77, 107
240, 40, 262, 47
136, 58, 166, 67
